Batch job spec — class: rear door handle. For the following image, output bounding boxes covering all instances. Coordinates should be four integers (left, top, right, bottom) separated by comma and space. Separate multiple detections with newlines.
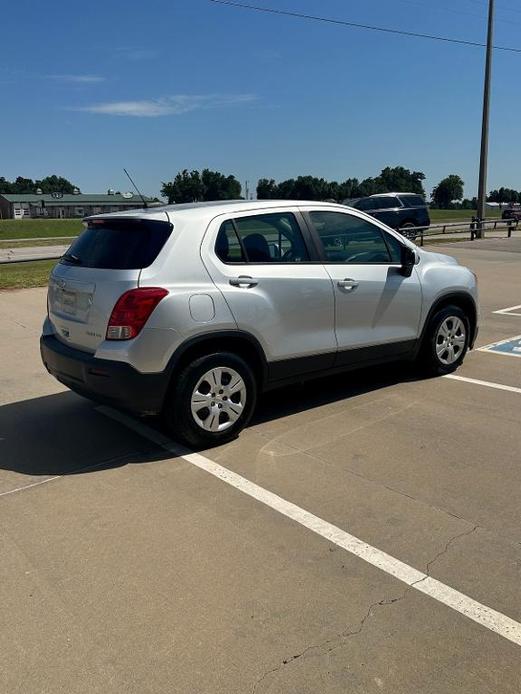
229, 275, 258, 288
337, 278, 359, 290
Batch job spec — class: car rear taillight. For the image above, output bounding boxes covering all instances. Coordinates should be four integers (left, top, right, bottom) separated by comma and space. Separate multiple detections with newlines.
106, 287, 168, 340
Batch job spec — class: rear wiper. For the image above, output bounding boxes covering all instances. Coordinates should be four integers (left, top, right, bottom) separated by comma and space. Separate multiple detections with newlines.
62, 252, 82, 265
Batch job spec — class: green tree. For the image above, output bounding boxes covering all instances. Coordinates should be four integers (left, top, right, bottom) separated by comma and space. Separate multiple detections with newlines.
201, 169, 241, 200
0, 177, 13, 194
276, 179, 297, 199
374, 166, 426, 195
257, 178, 279, 199
36, 175, 77, 194
161, 169, 241, 204
161, 170, 204, 204
11, 177, 37, 194
488, 188, 518, 206
431, 175, 464, 209
338, 178, 361, 201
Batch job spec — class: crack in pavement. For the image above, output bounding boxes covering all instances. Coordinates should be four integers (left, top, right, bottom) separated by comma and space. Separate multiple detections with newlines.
251, 525, 480, 693
251, 587, 409, 694
424, 525, 479, 578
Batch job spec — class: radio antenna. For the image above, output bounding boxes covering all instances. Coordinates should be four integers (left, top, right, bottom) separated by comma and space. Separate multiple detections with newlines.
123, 168, 148, 208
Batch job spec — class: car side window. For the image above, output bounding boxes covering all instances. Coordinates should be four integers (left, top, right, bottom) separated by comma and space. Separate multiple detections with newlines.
373, 197, 398, 210
309, 211, 392, 264
235, 213, 310, 263
215, 220, 246, 263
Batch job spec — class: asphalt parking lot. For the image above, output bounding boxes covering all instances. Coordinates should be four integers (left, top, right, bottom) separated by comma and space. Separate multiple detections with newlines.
1, 239, 521, 694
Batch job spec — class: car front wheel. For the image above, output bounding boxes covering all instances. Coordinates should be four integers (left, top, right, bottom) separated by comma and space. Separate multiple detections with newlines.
163, 352, 257, 448
419, 305, 470, 375
400, 222, 418, 241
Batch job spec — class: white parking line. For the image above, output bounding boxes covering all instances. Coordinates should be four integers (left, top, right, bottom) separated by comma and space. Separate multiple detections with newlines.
0, 476, 60, 498
98, 405, 521, 648
443, 374, 521, 394
493, 304, 521, 317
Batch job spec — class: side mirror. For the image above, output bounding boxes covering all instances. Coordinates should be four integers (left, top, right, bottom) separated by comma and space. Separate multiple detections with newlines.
400, 246, 416, 277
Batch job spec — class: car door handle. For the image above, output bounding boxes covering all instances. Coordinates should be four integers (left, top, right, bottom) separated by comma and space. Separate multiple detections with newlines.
229, 275, 258, 288
337, 278, 359, 290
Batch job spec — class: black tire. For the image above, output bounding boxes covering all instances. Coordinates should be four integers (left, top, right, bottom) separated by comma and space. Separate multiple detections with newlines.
418, 305, 470, 375
163, 352, 257, 449
400, 221, 417, 241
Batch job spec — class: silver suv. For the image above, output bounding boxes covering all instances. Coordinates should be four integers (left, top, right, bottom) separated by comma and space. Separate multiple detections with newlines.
41, 200, 478, 448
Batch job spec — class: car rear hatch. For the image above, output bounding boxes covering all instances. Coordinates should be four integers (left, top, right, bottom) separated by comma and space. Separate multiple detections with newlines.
47, 216, 172, 353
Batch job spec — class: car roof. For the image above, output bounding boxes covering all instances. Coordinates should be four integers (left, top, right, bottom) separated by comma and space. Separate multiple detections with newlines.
368, 192, 420, 198
85, 199, 350, 222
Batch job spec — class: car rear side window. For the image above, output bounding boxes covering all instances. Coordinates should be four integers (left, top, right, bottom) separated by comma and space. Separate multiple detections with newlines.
215, 221, 246, 262
310, 211, 391, 264
399, 195, 426, 208
60, 219, 172, 269
215, 213, 309, 263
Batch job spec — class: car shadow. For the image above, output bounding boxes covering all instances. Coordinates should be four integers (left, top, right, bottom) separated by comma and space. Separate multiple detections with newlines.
1, 362, 426, 478
0, 391, 168, 478
252, 361, 423, 425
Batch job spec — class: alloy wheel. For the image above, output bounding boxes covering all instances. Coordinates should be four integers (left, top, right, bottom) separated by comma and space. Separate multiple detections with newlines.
435, 316, 466, 365
190, 367, 247, 433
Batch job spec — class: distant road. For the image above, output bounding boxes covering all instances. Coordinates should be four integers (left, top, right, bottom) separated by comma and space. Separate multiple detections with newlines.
0, 244, 68, 263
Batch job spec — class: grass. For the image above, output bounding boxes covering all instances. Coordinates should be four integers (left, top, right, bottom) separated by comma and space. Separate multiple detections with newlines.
0, 218, 82, 240
0, 259, 56, 289
429, 208, 501, 223
0, 238, 73, 249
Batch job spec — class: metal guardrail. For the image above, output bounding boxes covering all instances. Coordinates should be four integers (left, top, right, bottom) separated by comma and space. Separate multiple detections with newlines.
0, 255, 64, 265
408, 218, 518, 246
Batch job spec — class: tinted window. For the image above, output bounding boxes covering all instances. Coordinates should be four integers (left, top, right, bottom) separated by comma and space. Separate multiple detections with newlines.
310, 211, 391, 264
373, 196, 399, 210
234, 213, 309, 263
399, 195, 426, 208
215, 221, 246, 262
355, 198, 376, 211
60, 219, 172, 269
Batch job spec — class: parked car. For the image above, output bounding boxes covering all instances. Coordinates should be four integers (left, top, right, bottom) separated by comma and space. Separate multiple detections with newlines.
41, 200, 478, 448
501, 204, 521, 222
345, 192, 430, 240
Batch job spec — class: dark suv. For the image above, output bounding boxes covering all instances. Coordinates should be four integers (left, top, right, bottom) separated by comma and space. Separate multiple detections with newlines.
501, 205, 521, 222
345, 193, 430, 240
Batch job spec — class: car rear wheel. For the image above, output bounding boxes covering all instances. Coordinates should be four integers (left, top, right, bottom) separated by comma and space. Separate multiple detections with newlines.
163, 352, 257, 448
418, 305, 470, 375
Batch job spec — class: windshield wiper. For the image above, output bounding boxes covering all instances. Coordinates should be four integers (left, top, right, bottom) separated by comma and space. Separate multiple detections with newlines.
62, 252, 82, 265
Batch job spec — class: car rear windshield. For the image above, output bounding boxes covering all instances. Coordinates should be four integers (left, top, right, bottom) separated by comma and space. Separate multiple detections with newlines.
60, 218, 172, 269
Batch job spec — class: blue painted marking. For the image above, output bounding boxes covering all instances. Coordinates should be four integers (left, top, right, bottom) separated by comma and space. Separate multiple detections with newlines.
487, 337, 521, 356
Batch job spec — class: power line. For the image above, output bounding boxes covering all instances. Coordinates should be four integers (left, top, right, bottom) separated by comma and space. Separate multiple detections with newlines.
209, 0, 521, 53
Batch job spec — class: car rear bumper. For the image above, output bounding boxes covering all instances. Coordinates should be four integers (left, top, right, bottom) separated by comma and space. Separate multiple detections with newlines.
40, 334, 168, 415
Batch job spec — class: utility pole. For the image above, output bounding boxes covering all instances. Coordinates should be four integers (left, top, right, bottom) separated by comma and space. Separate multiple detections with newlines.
476, 0, 495, 239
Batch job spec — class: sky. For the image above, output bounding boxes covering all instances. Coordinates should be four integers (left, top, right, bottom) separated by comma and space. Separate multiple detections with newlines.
1, 0, 520, 199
